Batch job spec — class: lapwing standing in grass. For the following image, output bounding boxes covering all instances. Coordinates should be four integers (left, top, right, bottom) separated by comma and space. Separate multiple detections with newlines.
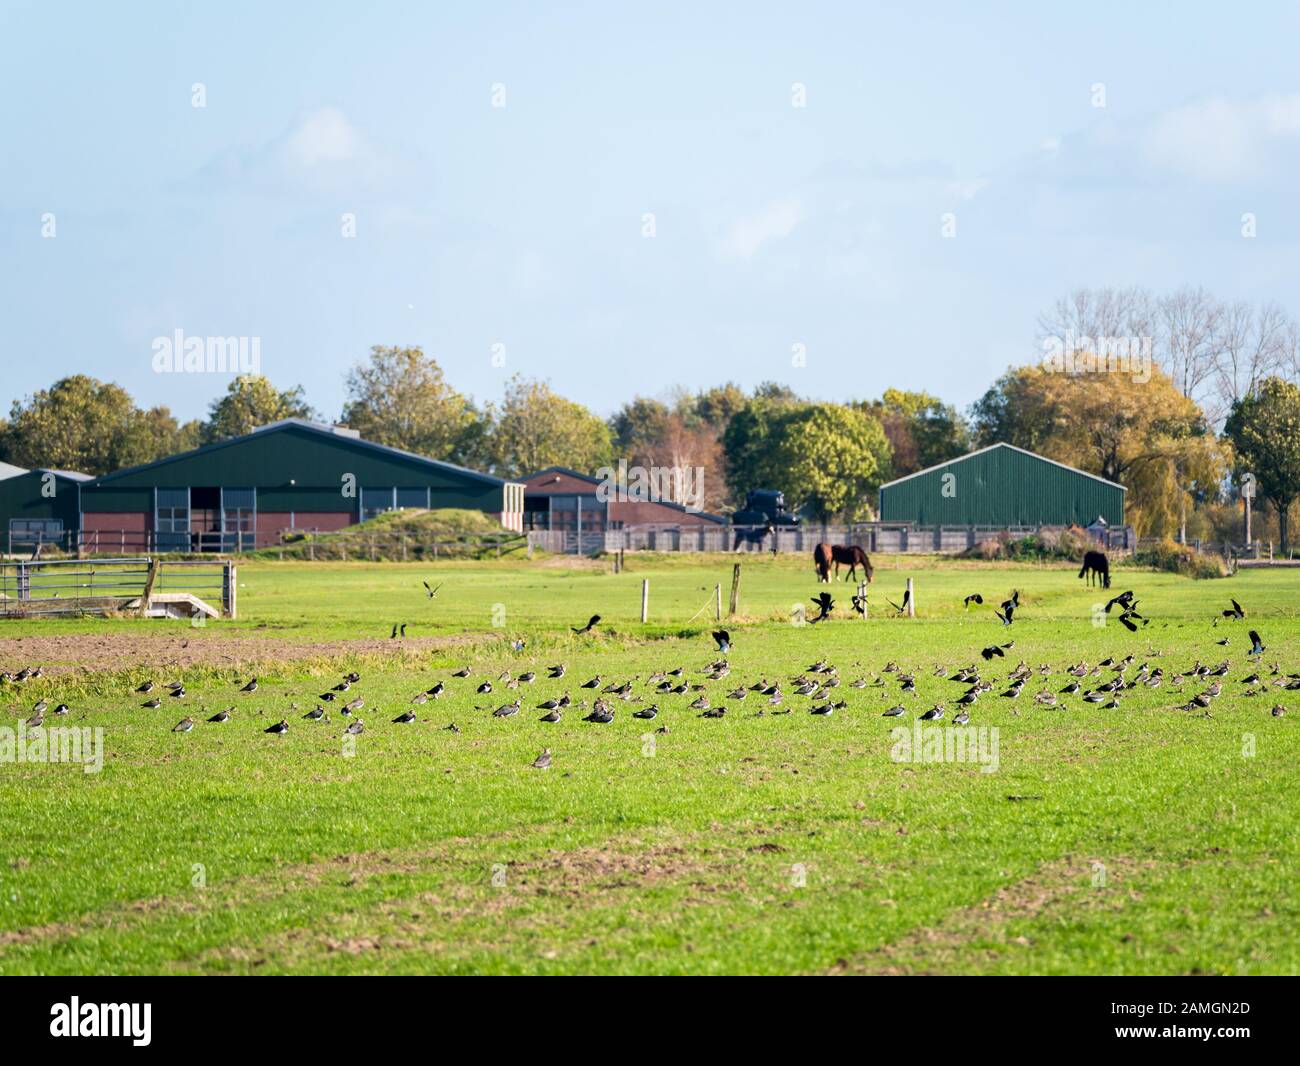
445, 722, 460, 734
265, 719, 288, 735
492, 700, 521, 718
344, 720, 365, 735
689, 694, 710, 711
52, 703, 69, 716
547, 664, 566, 679
583, 704, 615, 724
451, 667, 471, 678
32, 699, 48, 715
581, 675, 602, 689
208, 708, 233, 723
343, 697, 364, 714
303, 706, 325, 720
511, 639, 527, 652
1272, 705, 1286, 717
240, 678, 258, 693
427, 682, 444, 698
531, 748, 552, 770
26, 708, 45, 728
538, 706, 563, 723
136, 681, 155, 694
410, 692, 429, 705
392, 710, 417, 724
632, 705, 659, 720
172, 717, 194, 733
810, 703, 834, 716
142, 697, 162, 709
882, 705, 906, 718
476, 681, 493, 694
953, 709, 970, 726
699, 706, 727, 718
919, 705, 945, 721
517, 671, 536, 684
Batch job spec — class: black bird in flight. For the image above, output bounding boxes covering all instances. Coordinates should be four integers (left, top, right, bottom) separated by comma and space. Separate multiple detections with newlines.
390, 624, 398, 639
572, 614, 601, 634
994, 604, 1014, 626
963, 593, 983, 608
851, 592, 867, 617
1248, 630, 1265, 656
1222, 598, 1245, 620
886, 587, 911, 616
712, 630, 731, 652
810, 591, 835, 623
422, 581, 441, 599
980, 644, 1006, 661
1104, 590, 1136, 613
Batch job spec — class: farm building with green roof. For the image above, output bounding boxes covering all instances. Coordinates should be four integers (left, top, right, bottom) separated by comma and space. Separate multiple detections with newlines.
1, 419, 524, 554
877, 443, 1125, 528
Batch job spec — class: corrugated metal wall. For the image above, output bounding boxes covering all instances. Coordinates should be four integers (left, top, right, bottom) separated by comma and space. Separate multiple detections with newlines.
878, 445, 1124, 526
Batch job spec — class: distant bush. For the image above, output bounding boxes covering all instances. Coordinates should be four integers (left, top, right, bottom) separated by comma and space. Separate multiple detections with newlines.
1131, 538, 1229, 579
963, 525, 1095, 562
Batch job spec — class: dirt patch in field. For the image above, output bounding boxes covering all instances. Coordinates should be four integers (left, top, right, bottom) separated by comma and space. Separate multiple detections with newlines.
0, 632, 485, 674
0, 825, 750, 972
828, 854, 1157, 975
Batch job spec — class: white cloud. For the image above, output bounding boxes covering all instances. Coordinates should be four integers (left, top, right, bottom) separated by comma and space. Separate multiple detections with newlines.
722, 198, 804, 258
1145, 93, 1300, 183
193, 106, 394, 196
280, 106, 366, 168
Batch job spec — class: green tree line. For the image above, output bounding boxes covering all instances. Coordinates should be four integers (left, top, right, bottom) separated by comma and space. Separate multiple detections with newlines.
3, 341, 1298, 545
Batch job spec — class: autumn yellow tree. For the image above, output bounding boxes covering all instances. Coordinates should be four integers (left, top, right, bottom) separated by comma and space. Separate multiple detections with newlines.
973, 363, 1227, 537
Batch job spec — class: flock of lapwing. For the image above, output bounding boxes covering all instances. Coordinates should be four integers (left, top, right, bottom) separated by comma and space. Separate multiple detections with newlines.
4, 590, 1291, 765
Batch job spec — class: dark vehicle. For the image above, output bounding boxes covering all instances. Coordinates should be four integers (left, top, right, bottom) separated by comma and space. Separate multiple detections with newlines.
732, 489, 800, 527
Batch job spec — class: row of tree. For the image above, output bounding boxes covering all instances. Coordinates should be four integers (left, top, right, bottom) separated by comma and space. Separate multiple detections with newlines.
3, 298, 1300, 546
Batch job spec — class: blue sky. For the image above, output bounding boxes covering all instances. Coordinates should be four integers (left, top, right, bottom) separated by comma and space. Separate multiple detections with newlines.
4, 0, 1300, 422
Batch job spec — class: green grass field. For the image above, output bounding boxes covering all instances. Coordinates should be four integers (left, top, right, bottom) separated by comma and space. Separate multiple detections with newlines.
1, 553, 1297, 974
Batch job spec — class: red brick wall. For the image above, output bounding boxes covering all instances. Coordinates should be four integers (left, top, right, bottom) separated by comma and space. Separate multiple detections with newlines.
256, 511, 353, 547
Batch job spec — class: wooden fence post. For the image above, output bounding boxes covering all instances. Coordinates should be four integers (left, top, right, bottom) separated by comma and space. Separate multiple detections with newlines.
640, 579, 649, 623
729, 563, 741, 616
905, 576, 915, 617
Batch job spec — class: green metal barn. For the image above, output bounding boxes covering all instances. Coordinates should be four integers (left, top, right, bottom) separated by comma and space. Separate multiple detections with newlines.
877, 443, 1125, 527
74, 419, 523, 552
0, 467, 92, 552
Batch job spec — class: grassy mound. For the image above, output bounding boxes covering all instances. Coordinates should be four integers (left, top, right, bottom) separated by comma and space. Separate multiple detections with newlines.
267, 508, 525, 561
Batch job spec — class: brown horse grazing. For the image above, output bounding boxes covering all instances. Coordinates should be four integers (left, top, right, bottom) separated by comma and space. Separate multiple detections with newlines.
813, 543, 833, 583
831, 544, 874, 583
1079, 550, 1110, 588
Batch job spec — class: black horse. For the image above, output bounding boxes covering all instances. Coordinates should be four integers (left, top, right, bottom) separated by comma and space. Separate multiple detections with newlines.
733, 523, 775, 552
1079, 550, 1110, 588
